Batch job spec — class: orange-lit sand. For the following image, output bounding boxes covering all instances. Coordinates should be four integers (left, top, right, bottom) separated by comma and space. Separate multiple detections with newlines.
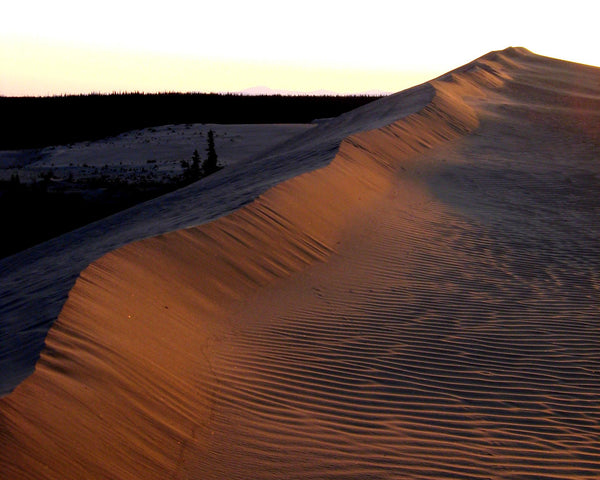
1, 48, 599, 479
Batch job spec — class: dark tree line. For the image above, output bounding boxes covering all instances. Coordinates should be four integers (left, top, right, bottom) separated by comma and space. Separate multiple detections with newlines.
0, 176, 171, 259
0, 93, 383, 150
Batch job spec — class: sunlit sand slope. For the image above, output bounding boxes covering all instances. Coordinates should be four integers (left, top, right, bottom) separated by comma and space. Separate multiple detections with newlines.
2, 47, 599, 479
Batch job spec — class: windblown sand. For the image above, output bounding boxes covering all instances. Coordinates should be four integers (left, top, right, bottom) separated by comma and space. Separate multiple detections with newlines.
1, 48, 599, 479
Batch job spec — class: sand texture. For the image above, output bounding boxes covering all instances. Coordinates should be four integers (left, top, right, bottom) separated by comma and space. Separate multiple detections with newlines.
1, 47, 599, 479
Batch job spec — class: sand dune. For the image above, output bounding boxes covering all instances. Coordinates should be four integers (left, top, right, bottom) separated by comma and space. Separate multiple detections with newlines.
0, 78, 425, 396
1, 47, 599, 479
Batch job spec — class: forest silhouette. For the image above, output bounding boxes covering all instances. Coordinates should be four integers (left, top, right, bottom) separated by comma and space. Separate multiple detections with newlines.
0, 93, 382, 150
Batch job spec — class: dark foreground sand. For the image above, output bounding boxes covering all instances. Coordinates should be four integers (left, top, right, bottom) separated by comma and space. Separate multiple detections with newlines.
1, 47, 599, 479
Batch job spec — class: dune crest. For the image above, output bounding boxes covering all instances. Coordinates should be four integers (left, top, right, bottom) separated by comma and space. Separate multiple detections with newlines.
2, 48, 600, 479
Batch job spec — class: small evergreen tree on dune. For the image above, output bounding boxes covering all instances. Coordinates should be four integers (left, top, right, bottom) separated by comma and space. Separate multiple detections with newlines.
180, 131, 220, 184
202, 130, 219, 175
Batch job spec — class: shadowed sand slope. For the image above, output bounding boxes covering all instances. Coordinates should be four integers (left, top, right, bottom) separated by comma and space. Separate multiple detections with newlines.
2, 48, 600, 479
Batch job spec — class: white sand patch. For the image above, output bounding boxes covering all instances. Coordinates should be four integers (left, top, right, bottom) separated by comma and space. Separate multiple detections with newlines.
0, 123, 313, 183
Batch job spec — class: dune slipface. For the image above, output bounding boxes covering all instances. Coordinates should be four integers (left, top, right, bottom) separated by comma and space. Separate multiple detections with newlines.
1, 48, 599, 479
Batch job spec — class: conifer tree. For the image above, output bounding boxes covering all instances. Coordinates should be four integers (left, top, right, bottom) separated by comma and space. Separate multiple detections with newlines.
202, 130, 218, 175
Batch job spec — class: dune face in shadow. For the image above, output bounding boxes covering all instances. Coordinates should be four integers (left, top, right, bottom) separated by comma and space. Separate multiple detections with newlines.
1, 47, 599, 479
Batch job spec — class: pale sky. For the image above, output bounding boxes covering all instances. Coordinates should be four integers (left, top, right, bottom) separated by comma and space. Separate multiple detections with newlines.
2, 0, 599, 96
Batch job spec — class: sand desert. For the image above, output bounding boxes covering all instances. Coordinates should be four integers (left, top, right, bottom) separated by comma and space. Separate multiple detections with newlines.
1, 47, 599, 479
